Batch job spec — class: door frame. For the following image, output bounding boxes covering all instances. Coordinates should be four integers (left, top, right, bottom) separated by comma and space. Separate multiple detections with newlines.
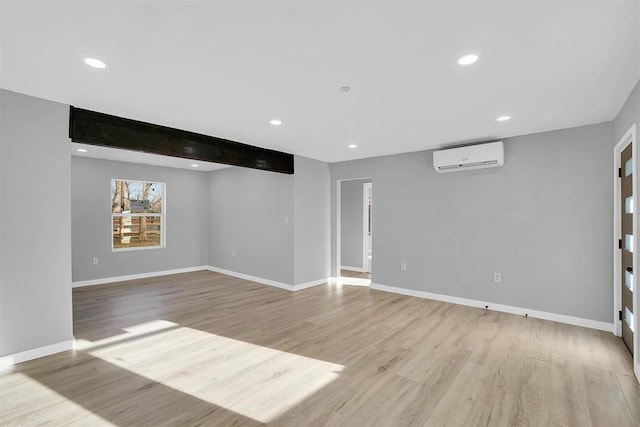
613, 123, 639, 381
362, 182, 373, 273
335, 177, 373, 283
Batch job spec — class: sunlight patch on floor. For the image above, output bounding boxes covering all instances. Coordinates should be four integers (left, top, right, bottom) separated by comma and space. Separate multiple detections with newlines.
86, 320, 344, 423
75, 319, 177, 350
0, 372, 113, 426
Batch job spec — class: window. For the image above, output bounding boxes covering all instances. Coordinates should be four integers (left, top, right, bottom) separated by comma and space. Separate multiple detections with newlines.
625, 306, 634, 332
111, 179, 165, 250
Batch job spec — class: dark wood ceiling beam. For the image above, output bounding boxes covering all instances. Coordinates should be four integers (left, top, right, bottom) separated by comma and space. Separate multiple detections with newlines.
69, 107, 294, 174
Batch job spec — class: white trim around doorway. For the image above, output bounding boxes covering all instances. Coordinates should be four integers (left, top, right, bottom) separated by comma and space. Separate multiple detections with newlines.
613, 123, 638, 382
335, 177, 373, 281
362, 182, 373, 274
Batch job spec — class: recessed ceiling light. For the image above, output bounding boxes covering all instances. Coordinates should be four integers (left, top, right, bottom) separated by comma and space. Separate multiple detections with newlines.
348, 144, 358, 149
340, 86, 351, 93
191, 164, 199, 168
84, 57, 106, 69
496, 115, 511, 122
270, 119, 283, 126
457, 54, 478, 65
76, 148, 88, 153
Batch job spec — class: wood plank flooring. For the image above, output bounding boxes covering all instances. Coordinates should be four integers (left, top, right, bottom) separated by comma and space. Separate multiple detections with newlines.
1, 270, 639, 426
340, 269, 371, 279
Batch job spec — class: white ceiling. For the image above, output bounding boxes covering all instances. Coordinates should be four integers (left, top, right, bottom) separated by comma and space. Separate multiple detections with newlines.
71, 143, 232, 171
2, 0, 639, 164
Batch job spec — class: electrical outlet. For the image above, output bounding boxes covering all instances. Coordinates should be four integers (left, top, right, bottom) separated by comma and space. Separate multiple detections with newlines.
401, 262, 407, 271
284, 216, 290, 224
231, 250, 236, 257
93, 257, 99, 265
493, 272, 501, 283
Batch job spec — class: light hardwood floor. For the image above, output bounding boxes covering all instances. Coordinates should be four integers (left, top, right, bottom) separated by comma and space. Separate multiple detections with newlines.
1, 270, 639, 426
340, 269, 371, 280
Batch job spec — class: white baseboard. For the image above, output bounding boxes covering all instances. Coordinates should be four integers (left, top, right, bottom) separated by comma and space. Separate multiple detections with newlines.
0, 339, 75, 369
72, 266, 209, 288
73, 265, 330, 293
208, 267, 328, 292
207, 266, 294, 291
371, 283, 614, 333
294, 278, 329, 291
635, 362, 640, 384
341, 265, 365, 272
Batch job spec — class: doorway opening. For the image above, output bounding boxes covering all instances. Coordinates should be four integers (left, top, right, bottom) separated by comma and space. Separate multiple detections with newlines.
614, 124, 638, 376
336, 178, 372, 286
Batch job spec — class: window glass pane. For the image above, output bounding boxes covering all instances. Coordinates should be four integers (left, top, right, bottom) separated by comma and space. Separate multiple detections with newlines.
626, 196, 634, 214
111, 180, 163, 214
625, 158, 633, 177
113, 215, 162, 249
625, 307, 634, 332
111, 180, 121, 213
625, 234, 634, 253
625, 269, 634, 291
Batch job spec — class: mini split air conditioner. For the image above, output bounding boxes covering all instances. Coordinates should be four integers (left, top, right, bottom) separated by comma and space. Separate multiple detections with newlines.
433, 141, 504, 173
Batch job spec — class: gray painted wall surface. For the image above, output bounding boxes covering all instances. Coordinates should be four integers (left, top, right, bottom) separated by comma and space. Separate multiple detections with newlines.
208, 167, 294, 284
615, 79, 640, 143
341, 179, 371, 269
71, 157, 209, 281
293, 156, 331, 285
0, 90, 74, 356
331, 123, 613, 322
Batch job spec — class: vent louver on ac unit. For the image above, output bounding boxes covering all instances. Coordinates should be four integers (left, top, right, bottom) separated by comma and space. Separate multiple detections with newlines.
433, 141, 504, 173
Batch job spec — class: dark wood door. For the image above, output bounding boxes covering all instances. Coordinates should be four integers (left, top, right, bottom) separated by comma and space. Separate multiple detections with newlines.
621, 143, 634, 355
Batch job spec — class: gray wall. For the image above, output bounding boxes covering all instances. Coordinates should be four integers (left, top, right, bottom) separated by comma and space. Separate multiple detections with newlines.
293, 156, 331, 285
208, 166, 294, 284
341, 178, 371, 269
331, 122, 613, 322
0, 90, 74, 356
71, 157, 210, 282
615, 79, 640, 143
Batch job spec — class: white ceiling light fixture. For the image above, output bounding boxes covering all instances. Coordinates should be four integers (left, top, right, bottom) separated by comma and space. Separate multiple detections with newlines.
191, 164, 199, 168
270, 119, 283, 126
496, 115, 511, 122
348, 144, 358, 149
83, 57, 106, 69
76, 148, 88, 153
457, 54, 478, 65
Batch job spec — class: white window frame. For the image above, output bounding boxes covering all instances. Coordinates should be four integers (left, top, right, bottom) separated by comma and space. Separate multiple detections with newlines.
111, 179, 166, 252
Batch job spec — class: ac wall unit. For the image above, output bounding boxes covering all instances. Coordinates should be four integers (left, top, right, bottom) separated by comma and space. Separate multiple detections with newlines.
433, 141, 504, 173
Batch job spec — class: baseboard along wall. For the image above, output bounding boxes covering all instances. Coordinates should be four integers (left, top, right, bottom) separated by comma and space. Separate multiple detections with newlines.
72, 266, 209, 288
0, 339, 75, 371
370, 283, 614, 333
73, 265, 329, 293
